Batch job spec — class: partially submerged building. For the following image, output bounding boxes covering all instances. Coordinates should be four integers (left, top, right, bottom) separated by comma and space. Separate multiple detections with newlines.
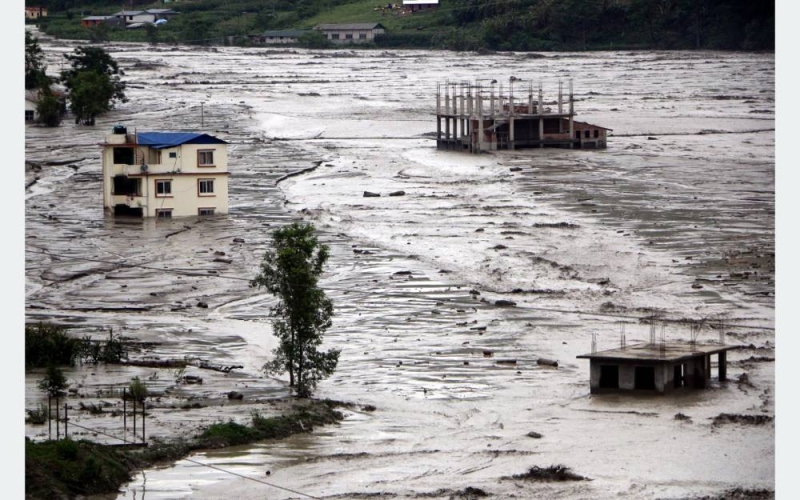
435, 79, 610, 153
576, 342, 733, 394
101, 127, 229, 218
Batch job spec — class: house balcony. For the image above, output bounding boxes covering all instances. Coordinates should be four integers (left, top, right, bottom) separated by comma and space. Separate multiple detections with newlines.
110, 163, 170, 176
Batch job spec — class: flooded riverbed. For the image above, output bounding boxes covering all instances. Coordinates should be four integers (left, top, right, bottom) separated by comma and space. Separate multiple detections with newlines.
25, 34, 773, 499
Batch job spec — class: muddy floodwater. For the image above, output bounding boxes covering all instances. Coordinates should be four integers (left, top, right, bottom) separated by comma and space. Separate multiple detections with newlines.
25, 31, 774, 499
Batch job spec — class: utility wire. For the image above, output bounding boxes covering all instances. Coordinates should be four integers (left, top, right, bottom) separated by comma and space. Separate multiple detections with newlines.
25, 247, 775, 331
51, 415, 324, 499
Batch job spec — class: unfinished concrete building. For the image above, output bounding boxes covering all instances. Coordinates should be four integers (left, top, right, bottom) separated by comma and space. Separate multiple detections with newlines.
576, 342, 732, 394
435, 79, 610, 153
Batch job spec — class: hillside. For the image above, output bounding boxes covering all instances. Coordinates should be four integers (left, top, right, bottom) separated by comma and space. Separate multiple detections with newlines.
27, 0, 774, 51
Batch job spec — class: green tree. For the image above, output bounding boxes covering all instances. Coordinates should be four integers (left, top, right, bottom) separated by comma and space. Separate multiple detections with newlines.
67, 70, 115, 125
36, 89, 64, 127
127, 377, 148, 402
251, 223, 339, 398
38, 365, 68, 397
61, 46, 126, 125
25, 32, 51, 90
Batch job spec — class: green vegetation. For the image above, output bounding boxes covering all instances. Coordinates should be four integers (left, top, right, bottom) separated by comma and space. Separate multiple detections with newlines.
26, 404, 49, 425
252, 223, 339, 398
25, 401, 345, 499
127, 377, 149, 402
25, 438, 137, 500
61, 46, 127, 125
38, 365, 69, 397
26, 323, 130, 368
33, 0, 773, 51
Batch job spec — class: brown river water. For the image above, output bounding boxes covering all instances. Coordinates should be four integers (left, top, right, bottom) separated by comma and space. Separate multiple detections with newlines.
25, 31, 773, 499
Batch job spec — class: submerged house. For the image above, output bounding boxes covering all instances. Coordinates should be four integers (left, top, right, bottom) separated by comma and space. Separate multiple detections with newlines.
436, 79, 610, 153
101, 127, 229, 218
576, 342, 732, 394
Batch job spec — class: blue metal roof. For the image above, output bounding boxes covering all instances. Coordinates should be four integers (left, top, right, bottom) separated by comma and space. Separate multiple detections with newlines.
136, 132, 228, 149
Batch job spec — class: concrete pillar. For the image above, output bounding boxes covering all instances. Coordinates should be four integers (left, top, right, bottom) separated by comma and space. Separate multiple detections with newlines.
655, 364, 667, 393
509, 117, 515, 150
436, 117, 441, 144
445, 117, 450, 143
619, 365, 635, 390
569, 115, 574, 149
589, 361, 601, 394
719, 351, 727, 381
539, 117, 544, 148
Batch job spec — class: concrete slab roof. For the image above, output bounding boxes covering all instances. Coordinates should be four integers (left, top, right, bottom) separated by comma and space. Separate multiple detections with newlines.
576, 342, 733, 363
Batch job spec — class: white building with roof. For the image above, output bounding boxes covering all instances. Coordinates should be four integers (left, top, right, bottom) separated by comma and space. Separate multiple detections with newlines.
314, 23, 385, 43
101, 127, 230, 218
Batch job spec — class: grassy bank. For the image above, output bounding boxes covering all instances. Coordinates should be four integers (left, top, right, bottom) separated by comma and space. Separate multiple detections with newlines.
25, 400, 347, 499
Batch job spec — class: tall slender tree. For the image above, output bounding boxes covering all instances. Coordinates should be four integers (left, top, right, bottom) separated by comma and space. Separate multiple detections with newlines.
252, 223, 339, 398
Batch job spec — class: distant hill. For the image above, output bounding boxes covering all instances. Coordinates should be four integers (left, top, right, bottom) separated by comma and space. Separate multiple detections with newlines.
27, 0, 774, 51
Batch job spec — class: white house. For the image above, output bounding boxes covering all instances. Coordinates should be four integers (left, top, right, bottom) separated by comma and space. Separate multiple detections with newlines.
403, 0, 439, 12
102, 128, 230, 218
315, 23, 386, 44
25, 90, 39, 122
112, 10, 156, 25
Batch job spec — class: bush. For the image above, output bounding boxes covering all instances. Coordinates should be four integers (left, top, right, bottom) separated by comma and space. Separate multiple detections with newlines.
26, 323, 81, 368
127, 377, 148, 402
26, 404, 48, 425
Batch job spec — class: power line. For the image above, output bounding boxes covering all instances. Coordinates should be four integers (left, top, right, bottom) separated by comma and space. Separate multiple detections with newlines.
52, 416, 324, 499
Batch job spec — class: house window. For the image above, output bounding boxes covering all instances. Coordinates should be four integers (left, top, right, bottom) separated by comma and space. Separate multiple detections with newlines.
594, 129, 600, 138
156, 209, 172, 218
584, 130, 590, 139
155, 179, 172, 197
331, 33, 339, 40
198, 150, 215, 167
113, 147, 135, 165
345, 33, 353, 39
575, 131, 580, 139
198, 179, 215, 196
25, 110, 34, 121
169, 152, 177, 158
198, 208, 215, 216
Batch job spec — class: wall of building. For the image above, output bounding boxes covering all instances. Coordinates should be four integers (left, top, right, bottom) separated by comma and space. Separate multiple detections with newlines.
102, 140, 229, 217
25, 99, 38, 121
143, 174, 229, 217
324, 29, 384, 43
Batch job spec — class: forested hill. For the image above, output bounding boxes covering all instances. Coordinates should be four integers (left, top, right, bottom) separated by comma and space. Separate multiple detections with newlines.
28, 0, 774, 51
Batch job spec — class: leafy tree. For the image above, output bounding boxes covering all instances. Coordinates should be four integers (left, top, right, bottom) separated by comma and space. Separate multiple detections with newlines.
25, 32, 50, 90
66, 70, 115, 125
252, 222, 339, 398
38, 365, 68, 397
61, 46, 126, 125
36, 89, 64, 127
127, 377, 148, 402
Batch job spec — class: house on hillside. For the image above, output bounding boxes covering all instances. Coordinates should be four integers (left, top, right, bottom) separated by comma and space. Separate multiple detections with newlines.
81, 15, 124, 28
403, 0, 439, 12
101, 127, 230, 218
25, 6, 47, 19
315, 23, 385, 44
112, 10, 155, 25
259, 29, 308, 44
